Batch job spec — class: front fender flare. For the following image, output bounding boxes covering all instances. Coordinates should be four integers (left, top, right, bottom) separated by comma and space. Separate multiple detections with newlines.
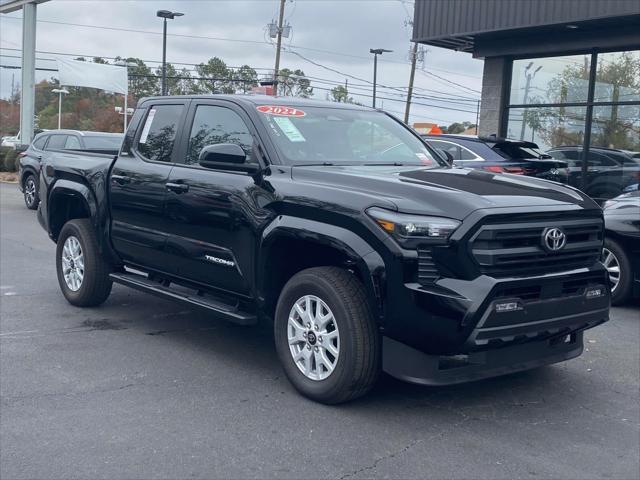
259, 216, 386, 321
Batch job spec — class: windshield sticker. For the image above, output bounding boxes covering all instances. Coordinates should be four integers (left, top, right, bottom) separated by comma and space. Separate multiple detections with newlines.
139, 108, 156, 144
273, 117, 306, 142
416, 152, 433, 165
257, 105, 306, 117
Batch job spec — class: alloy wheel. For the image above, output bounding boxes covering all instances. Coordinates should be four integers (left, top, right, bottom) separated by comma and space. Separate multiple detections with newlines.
61, 236, 85, 291
25, 178, 36, 206
287, 295, 340, 381
602, 247, 620, 293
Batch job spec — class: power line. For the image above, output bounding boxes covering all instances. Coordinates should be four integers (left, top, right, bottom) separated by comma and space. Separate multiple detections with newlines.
0, 14, 482, 79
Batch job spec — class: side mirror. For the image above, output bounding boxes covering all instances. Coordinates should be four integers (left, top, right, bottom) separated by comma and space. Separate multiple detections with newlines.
198, 143, 260, 173
439, 149, 454, 164
15, 144, 28, 153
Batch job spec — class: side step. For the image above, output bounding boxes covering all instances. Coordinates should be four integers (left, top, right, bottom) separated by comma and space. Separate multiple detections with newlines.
109, 272, 257, 326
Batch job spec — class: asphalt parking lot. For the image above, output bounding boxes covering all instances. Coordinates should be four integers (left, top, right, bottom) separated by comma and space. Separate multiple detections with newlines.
1, 182, 638, 480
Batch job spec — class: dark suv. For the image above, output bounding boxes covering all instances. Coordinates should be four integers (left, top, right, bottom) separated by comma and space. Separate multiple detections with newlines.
547, 146, 640, 202
423, 134, 569, 184
18, 130, 123, 209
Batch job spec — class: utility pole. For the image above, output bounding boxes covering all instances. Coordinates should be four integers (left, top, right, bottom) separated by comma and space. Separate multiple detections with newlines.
475, 100, 480, 134
273, 0, 286, 96
404, 42, 418, 124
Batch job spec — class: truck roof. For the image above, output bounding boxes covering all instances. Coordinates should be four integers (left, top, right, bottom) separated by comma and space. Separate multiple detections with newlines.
137, 94, 373, 111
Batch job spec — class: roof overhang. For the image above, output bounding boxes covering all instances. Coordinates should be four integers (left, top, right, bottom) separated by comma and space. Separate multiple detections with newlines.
0, 0, 50, 14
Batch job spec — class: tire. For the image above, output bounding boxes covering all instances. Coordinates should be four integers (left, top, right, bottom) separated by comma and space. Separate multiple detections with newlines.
274, 267, 380, 404
23, 174, 39, 210
603, 237, 633, 306
56, 219, 112, 307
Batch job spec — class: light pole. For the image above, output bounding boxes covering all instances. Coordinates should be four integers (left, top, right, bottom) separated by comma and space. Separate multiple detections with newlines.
156, 10, 184, 96
369, 48, 392, 109
519, 62, 542, 140
51, 88, 69, 129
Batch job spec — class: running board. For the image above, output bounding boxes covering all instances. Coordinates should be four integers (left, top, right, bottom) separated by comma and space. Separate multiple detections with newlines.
109, 272, 257, 325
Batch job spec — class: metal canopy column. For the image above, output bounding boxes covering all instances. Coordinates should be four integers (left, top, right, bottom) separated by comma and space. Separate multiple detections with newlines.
20, 2, 37, 144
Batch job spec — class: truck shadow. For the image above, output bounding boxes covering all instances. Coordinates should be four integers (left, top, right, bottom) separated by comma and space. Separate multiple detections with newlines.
101, 286, 583, 413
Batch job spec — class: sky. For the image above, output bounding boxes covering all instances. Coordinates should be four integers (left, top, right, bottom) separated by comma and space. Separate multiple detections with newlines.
0, 0, 484, 127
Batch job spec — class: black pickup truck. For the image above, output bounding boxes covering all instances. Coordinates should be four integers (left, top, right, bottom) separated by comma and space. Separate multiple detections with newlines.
37, 95, 610, 403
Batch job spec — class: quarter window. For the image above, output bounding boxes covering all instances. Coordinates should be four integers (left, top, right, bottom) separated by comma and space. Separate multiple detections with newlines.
32, 135, 47, 150
65, 136, 82, 150
46, 135, 67, 150
137, 105, 184, 163
186, 105, 253, 165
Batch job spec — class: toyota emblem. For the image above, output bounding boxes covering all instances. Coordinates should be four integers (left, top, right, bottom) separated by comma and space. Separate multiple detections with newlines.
543, 227, 566, 251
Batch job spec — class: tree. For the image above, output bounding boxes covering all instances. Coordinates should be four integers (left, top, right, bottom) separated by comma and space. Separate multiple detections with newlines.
116, 57, 159, 100
235, 65, 259, 93
277, 68, 313, 98
330, 85, 352, 103
531, 52, 640, 150
196, 57, 234, 94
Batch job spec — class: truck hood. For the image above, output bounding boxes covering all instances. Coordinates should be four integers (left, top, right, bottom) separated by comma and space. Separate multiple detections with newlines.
291, 165, 595, 220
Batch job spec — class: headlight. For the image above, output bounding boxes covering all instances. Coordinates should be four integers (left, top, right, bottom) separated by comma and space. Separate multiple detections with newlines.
367, 207, 460, 246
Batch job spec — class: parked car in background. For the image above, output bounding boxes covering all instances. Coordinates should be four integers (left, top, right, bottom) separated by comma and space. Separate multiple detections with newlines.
18, 130, 123, 209
1, 131, 21, 149
422, 134, 569, 184
602, 190, 640, 305
547, 146, 640, 202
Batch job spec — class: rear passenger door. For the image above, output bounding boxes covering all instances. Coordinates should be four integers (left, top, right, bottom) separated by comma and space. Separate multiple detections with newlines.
109, 101, 188, 272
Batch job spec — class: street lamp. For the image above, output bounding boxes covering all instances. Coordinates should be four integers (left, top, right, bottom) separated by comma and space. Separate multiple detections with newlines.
156, 9, 184, 96
51, 88, 69, 129
369, 48, 392, 109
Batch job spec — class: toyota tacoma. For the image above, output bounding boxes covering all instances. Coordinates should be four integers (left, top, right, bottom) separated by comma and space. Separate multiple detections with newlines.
37, 95, 610, 403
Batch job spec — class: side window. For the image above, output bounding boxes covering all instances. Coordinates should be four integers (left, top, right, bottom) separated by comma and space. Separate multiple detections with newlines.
65, 135, 82, 150
32, 135, 47, 150
186, 105, 253, 165
457, 145, 478, 160
587, 153, 617, 167
46, 135, 67, 150
429, 140, 461, 161
137, 104, 184, 163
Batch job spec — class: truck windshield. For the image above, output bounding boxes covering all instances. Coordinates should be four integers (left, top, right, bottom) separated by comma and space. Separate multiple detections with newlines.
256, 105, 444, 167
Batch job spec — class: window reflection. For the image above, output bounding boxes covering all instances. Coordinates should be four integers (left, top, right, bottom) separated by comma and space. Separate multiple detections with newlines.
137, 105, 183, 163
187, 106, 253, 165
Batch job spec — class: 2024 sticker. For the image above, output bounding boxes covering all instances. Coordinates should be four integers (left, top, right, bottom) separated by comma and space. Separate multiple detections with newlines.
256, 105, 306, 117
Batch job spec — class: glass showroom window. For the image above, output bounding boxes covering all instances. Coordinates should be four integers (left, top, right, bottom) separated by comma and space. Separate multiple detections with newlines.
505, 50, 640, 201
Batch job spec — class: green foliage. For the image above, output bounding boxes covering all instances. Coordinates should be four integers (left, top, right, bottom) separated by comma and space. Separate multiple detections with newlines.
330, 85, 353, 103
278, 69, 313, 98
444, 121, 476, 134
196, 57, 234, 94
0, 147, 18, 172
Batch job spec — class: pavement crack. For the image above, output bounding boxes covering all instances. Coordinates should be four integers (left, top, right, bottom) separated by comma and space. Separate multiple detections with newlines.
1, 383, 139, 404
339, 439, 422, 479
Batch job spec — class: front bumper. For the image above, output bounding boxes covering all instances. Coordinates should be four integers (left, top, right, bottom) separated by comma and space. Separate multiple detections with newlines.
383, 331, 585, 386
381, 265, 609, 356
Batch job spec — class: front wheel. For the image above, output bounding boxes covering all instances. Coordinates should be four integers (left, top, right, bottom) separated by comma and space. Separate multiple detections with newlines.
23, 174, 39, 210
56, 219, 112, 307
603, 238, 632, 306
274, 267, 380, 404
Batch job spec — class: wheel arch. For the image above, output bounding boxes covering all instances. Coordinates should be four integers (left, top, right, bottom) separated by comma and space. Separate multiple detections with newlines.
258, 216, 385, 322
48, 180, 98, 242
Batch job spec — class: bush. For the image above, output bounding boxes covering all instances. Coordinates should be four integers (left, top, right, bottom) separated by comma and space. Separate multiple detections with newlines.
0, 147, 18, 172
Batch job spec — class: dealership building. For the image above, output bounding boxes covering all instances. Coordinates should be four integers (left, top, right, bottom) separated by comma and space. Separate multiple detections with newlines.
413, 0, 640, 200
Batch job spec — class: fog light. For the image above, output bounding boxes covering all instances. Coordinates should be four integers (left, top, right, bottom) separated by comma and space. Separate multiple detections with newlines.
585, 287, 604, 298
495, 301, 521, 312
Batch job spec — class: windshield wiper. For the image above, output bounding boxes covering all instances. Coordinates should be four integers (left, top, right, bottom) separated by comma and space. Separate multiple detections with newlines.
362, 162, 409, 166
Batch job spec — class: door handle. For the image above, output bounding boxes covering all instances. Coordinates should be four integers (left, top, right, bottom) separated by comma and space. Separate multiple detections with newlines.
111, 174, 131, 185
166, 182, 189, 193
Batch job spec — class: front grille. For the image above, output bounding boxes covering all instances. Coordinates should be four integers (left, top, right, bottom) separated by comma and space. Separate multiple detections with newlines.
470, 215, 603, 277
417, 248, 439, 285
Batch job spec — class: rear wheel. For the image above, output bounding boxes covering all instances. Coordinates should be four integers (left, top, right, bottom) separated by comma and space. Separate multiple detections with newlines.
602, 237, 632, 305
56, 219, 112, 307
274, 267, 380, 404
23, 174, 39, 210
